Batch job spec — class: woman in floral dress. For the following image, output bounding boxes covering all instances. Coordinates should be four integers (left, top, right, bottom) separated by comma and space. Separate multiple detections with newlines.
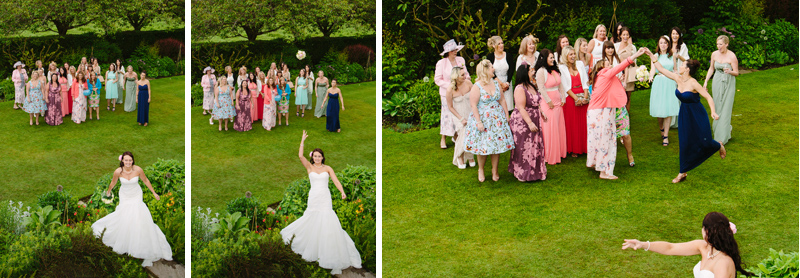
71, 72, 88, 124
212, 77, 236, 131
508, 64, 547, 181
45, 74, 63, 126
23, 71, 47, 125
464, 60, 514, 182
277, 78, 292, 126
262, 77, 278, 130
234, 78, 253, 132
88, 72, 102, 120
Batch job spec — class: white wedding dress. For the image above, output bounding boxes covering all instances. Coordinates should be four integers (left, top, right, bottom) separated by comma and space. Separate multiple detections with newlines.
280, 171, 362, 274
91, 176, 172, 267
693, 261, 715, 278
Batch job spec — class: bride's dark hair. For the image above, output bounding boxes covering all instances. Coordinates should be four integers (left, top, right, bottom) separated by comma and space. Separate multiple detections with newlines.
703, 212, 753, 277
119, 151, 135, 168
311, 148, 325, 165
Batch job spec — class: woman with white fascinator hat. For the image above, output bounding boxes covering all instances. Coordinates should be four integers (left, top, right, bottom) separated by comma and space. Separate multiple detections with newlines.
201, 66, 217, 116
12, 61, 28, 110
434, 39, 470, 149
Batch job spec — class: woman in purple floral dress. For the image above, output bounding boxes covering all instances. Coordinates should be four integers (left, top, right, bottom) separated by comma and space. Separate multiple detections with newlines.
464, 60, 515, 182
234, 77, 253, 132
508, 64, 547, 181
45, 74, 63, 126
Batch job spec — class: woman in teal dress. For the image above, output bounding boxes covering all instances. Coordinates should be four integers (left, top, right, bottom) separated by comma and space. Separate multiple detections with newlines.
703, 35, 738, 145
294, 69, 309, 117
106, 64, 119, 111
23, 71, 47, 126
648, 35, 680, 146
124, 66, 137, 112
464, 60, 514, 182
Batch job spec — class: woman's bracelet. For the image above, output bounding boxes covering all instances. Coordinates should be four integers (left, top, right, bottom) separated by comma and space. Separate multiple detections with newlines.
644, 241, 651, 251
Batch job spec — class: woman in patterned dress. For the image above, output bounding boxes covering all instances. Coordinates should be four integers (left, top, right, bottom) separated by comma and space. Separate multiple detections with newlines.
201, 67, 216, 115
435, 39, 469, 149
212, 77, 236, 131
71, 72, 88, 124
507, 64, 547, 181
88, 72, 102, 120
234, 77, 253, 132
262, 77, 278, 130
12, 62, 28, 110
23, 71, 47, 125
277, 78, 291, 126
45, 73, 63, 126
586, 48, 648, 180
464, 60, 514, 182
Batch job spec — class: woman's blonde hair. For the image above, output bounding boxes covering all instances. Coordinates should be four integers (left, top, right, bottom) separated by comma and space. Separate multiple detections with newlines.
560, 46, 576, 68
475, 59, 493, 85
518, 35, 539, 55
574, 37, 589, 62
717, 35, 729, 44
593, 24, 607, 40
450, 66, 463, 91
487, 36, 503, 50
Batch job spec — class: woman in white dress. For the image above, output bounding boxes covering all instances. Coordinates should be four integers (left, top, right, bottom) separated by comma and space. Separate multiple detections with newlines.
281, 131, 362, 275
92, 152, 172, 267
587, 24, 608, 67
515, 35, 540, 70
486, 36, 515, 112
622, 212, 754, 278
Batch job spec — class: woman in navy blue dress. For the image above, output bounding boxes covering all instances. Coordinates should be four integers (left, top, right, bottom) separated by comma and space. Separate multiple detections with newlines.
136, 71, 151, 126
647, 49, 726, 183
322, 79, 344, 132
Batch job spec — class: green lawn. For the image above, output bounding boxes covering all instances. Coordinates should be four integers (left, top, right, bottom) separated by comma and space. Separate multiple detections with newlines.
381, 65, 799, 276
0, 76, 185, 205
191, 82, 377, 211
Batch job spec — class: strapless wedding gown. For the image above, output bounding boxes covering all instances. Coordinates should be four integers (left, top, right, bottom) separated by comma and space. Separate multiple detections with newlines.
91, 176, 172, 267
280, 171, 362, 274
693, 261, 715, 278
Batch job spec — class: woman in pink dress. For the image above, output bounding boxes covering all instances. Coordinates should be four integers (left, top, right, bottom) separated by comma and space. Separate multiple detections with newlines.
262, 77, 278, 130
58, 68, 71, 117
254, 72, 266, 122
586, 48, 648, 180
434, 39, 469, 149
534, 49, 567, 165
12, 62, 28, 110
250, 72, 260, 122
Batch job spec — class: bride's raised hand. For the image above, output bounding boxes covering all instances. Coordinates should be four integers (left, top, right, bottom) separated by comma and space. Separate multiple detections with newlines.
341, 191, 346, 199
153, 193, 160, 201
622, 239, 644, 250
301, 130, 308, 141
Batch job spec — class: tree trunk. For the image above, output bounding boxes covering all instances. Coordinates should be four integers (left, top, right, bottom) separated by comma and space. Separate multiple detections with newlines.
53, 20, 71, 36
242, 25, 261, 41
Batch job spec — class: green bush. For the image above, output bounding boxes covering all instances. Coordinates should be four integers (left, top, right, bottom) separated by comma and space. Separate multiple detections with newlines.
192, 231, 327, 277
407, 79, 440, 129
763, 19, 798, 62
0, 201, 29, 235
191, 83, 204, 107
0, 223, 149, 277
382, 92, 417, 123
36, 190, 80, 223
226, 196, 277, 231
740, 249, 799, 278
0, 79, 15, 102
382, 29, 421, 98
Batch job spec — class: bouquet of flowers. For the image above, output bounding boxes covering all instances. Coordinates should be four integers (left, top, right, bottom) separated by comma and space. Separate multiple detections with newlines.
635, 65, 651, 89
296, 50, 307, 60
102, 191, 114, 204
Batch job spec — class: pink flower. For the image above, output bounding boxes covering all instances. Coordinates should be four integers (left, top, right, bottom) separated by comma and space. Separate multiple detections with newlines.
729, 222, 737, 234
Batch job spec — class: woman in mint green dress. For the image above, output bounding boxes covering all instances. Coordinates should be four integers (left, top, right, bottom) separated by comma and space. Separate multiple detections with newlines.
106, 64, 119, 111
124, 66, 138, 112
703, 35, 738, 145
648, 36, 680, 146
294, 69, 309, 117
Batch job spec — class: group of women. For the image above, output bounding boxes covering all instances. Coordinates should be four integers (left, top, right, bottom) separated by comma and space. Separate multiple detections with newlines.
11, 57, 152, 126
436, 23, 737, 183
201, 63, 345, 132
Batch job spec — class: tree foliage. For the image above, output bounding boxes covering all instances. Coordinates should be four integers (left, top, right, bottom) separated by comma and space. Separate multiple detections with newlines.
191, 0, 290, 42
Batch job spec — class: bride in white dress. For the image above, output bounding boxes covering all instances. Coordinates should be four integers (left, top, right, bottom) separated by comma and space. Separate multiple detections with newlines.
621, 212, 753, 278
280, 130, 362, 275
91, 152, 173, 267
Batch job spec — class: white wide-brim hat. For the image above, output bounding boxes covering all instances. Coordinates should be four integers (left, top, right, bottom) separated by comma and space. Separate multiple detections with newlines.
203, 66, 215, 74
439, 39, 465, 56
13, 61, 25, 68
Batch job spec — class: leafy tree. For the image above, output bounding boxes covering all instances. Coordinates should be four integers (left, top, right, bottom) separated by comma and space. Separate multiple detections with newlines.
0, 0, 102, 36
99, 0, 178, 31
192, 0, 290, 42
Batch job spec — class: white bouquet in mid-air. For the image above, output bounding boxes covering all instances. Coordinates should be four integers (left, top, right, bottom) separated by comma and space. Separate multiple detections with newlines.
296, 50, 307, 60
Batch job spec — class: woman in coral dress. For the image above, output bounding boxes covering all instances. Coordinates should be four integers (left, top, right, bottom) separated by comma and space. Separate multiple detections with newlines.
534, 49, 567, 165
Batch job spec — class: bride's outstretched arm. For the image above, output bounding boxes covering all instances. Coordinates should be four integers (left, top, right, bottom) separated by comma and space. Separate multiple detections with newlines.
138, 167, 160, 201
107, 169, 121, 196
329, 167, 346, 199
299, 130, 312, 170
